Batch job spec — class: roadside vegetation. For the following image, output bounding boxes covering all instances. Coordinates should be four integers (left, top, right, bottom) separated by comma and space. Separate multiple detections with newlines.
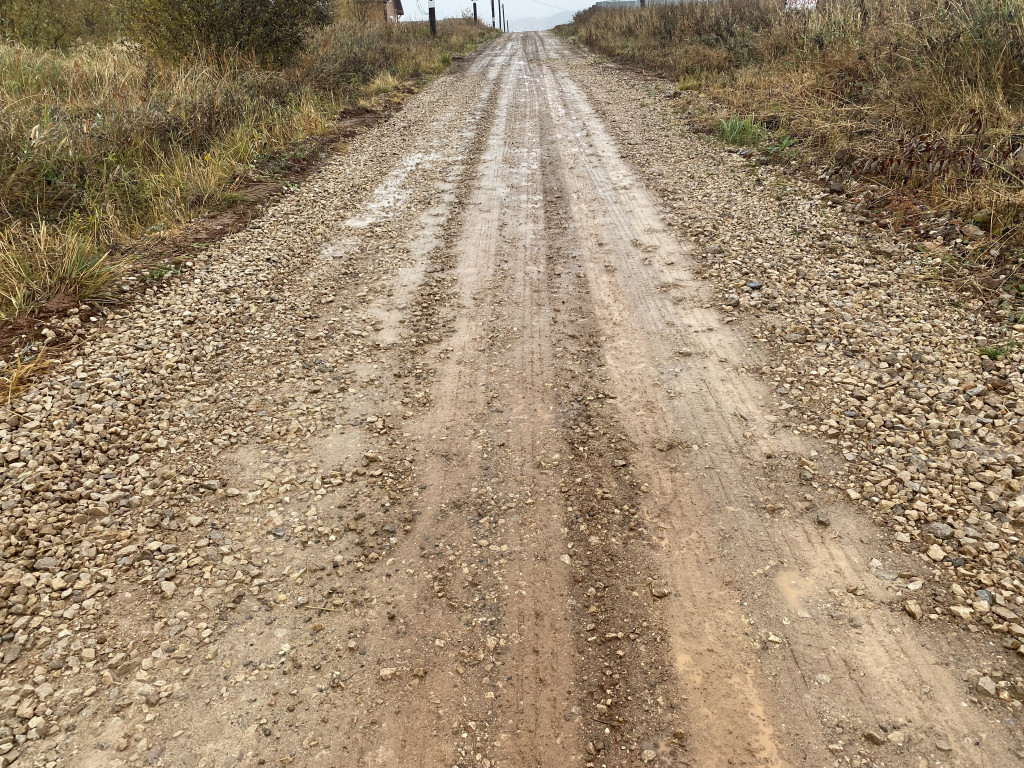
0, 0, 496, 323
558, 0, 1024, 289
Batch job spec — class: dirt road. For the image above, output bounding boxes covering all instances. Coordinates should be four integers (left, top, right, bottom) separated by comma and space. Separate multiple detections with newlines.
3, 32, 1023, 768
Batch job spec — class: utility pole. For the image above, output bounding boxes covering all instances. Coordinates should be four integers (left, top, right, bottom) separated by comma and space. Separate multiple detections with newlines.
473, 1, 477, 22
490, 0, 495, 27
498, 2, 503, 31
428, 0, 436, 36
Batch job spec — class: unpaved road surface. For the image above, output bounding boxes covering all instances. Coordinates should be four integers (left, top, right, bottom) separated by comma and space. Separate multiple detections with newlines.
3, 32, 1024, 768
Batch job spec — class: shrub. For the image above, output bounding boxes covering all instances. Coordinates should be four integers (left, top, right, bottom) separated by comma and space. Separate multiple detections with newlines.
124, 0, 335, 65
0, 0, 121, 48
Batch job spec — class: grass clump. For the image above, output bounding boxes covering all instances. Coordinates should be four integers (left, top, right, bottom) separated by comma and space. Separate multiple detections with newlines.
0, 223, 128, 316
0, 10, 497, 322
558, 0, 1024, 273
716, 116, 765, 145
0, 345, 53, 404
978, 340, 1022, 359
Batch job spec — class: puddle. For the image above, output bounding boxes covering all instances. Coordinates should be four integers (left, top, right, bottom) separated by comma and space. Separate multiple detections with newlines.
775, 568, 814, 613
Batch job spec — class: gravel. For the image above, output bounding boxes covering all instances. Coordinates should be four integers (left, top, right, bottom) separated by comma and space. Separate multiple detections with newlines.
0, 55, 489, 764
564, 52, 1024, 647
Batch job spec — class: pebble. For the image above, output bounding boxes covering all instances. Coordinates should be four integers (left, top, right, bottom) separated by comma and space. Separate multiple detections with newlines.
926, 522, 954, 540
977, 676, 998, 698
650, 583, 670, 599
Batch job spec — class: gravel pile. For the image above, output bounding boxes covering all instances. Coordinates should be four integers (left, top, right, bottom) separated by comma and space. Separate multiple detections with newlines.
568, 55, 1024, 653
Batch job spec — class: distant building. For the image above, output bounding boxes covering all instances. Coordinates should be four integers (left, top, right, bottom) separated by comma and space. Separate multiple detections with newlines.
384, 0, 405, 22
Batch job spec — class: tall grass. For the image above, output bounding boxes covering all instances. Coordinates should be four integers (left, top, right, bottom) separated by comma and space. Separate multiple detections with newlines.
559, 0, 1024, 265
0, 16, 496, 321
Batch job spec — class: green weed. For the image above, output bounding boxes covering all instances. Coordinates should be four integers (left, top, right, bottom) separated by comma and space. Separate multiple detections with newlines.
765, 134, 798, 160
717, 116, 766, 146
146, 264, 177, 280
978, 341, 1022, 359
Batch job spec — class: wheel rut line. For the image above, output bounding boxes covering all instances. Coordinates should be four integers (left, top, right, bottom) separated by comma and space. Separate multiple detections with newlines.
315, 38, 521, 766
531, 35, 688, 766
354, 31, 577, 768
535, 40, 792, 767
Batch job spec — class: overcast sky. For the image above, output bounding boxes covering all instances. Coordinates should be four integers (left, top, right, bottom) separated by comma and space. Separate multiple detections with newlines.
402, 0, 588, 29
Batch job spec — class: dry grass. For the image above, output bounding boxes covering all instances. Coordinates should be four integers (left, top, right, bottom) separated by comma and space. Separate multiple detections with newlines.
558, 0, 1024, 285
0, 222, 129, 316
0, 344, 52, 404
0, 15, 497, 321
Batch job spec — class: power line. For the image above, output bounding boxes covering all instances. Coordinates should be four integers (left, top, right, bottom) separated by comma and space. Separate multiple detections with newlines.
516, 0, 574, 12
410, 0, 575, 20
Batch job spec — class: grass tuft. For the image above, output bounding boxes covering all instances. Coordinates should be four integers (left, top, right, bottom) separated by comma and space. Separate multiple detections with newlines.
978, 341, 1022, 359
716, 116, 766, 145
0, 345, 53, 404
0, 223, 128, 320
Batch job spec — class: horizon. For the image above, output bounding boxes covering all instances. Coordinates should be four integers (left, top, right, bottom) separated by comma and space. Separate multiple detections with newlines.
401, 0, 586, 29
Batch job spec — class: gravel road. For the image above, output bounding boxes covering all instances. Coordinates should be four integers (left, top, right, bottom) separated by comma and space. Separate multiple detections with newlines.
2, 32, 1024, 768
